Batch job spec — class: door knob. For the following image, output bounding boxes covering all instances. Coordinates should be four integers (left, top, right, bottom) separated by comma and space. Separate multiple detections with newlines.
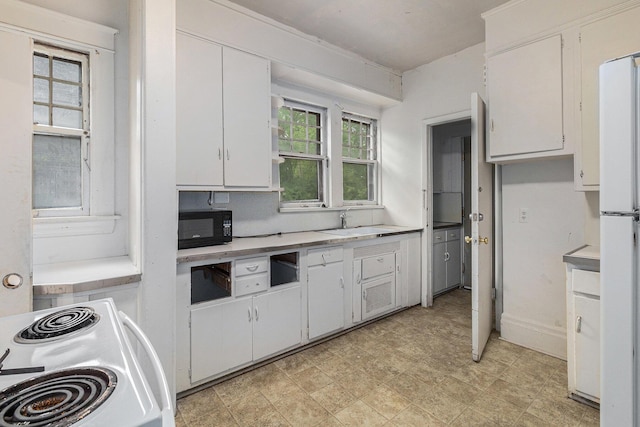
2, 273, 23, 289
464, 236, 472, 244
479, 237, 489, 244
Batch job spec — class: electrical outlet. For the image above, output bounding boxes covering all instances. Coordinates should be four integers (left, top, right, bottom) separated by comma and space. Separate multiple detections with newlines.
519, 208, 529, 223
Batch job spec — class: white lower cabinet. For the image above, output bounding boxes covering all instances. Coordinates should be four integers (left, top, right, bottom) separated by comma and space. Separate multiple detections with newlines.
307, 247, 344, 340
190, 285, 301, 383
433, 227, 461, 295
566, 266, 600, 403
353, 244, 399, 322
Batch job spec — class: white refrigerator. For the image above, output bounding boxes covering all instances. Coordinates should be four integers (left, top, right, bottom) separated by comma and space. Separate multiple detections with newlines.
599, 53, 640, 426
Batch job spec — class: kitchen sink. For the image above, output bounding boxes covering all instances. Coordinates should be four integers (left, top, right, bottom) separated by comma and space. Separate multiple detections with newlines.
319, 226, 395, 237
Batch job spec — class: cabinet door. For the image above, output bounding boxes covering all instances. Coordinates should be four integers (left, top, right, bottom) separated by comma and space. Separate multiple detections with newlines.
176, 33, 223, 186
574, 294, 600, 399
308, 263, 344, 339
487, 35, 564, 158
433, 241, 447, 295
222, 47, 271, 187
362, 274, 396, 320
190, 298, 252, 382
253, 286, 301, 360
578, 6, 640, 188
446, 240, 461, 289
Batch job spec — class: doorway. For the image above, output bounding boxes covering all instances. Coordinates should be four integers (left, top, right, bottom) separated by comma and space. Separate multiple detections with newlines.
430, 119, 471, 299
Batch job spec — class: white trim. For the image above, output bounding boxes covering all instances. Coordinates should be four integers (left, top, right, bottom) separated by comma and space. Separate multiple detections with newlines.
33, 215, 121, 238
0, 0, 117, 51
500, 312, 567, 359
421, 110, 471, 308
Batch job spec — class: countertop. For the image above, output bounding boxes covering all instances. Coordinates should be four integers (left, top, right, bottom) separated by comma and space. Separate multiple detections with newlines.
33, 225, 422, 296
563, 245, 600, 271
177, 225, 422, 263
433, 222, 462, 230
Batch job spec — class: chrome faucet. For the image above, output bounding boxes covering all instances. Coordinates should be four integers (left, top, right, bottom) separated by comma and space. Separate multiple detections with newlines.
340, 210, 349, 229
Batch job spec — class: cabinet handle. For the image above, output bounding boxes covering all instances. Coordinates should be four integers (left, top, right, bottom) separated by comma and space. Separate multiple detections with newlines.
363, 290, 367, 301
356, 273, 361, 284
246, 264, 259, 272
226, 149, 230, 160
377, 257, 384, 262
576, 315, 582, 333
218, 148, 222, 160
255, 306, 259, 321
340, 277, 344, 289
248, 307, 252, 322
490, 119, 495, 132
321, 254, 327, 266
444, 252, 450, 261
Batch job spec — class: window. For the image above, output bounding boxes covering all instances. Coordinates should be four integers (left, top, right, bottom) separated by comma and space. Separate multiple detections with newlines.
342, 113, 377, 203
32, 43, 89, 215
278, 101, 327, 206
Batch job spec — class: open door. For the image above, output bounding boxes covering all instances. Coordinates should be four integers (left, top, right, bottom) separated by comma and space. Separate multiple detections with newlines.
469, 93, 493, 361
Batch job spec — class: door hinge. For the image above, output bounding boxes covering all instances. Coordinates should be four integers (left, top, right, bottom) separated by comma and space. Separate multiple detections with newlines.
578, 33, 581, 43
579, 101, 582, 112
482, 63, 487, 86
491, 288, 496, 300
562, 135, 565, 143
188, 313, 191, 328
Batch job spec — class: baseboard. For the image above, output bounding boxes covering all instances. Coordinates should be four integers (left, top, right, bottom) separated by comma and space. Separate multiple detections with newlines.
500, 312, 567, 360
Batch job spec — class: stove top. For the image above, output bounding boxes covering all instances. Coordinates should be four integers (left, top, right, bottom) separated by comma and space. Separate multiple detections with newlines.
0, 367, 116, 426
0, 299, 170, 426
14, 306, 100, 344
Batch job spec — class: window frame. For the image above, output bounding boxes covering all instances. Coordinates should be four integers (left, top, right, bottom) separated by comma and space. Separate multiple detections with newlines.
341, 112, 378, 206
277, 100, 328, 208
32, 42, 90, 217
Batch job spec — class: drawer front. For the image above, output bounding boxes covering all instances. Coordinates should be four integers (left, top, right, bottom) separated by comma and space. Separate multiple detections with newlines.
433, 230, 446, 243
362, 253, 395, 280
308, 246, 343, 266
446, 228, 460, 241
235, 273, 269, 297
572, 269, 600, 297
235, 257, 269, 277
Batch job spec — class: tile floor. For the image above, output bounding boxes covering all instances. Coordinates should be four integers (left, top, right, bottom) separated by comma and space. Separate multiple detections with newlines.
175, 289, 599, 426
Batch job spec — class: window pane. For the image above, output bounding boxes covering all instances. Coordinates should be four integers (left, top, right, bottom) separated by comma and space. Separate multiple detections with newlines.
278, 139, 292, 152
52, 82, 81, 107
343, 162, 370, 201
278, 108, 291, 122
308, 113, 319, 127
33, 78, 49, 103
52, 107, 82, 128
292, 141, 307, 153
279, 158, 320, 202
33, 105, 49, 125
33, 54, 49, 77
33, 134, 82, 209
53, 58, 81, 82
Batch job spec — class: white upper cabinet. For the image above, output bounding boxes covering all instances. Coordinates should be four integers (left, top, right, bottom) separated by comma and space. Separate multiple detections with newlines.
577, 6, 640, 190
222, 47, 271, 188
486, 35, 566, 161
176, 32, 271, 189
176, 33, 224, 187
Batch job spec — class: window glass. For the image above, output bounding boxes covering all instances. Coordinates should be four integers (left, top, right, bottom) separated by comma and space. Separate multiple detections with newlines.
32, 134, 82, 209
278, 101, 326, 206
342, 114, 377, 203
32, 44, 89, 214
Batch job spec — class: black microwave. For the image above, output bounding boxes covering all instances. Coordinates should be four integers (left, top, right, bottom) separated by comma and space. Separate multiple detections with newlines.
178, 210, 232, 249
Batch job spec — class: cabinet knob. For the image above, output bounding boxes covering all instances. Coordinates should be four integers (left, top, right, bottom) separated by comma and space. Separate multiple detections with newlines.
2, 273, 23, 289
576, 315, 582, 333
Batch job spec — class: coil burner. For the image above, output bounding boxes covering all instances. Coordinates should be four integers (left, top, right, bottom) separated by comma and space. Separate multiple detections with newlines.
14, 307, 100, 344
0, 367, 117, 427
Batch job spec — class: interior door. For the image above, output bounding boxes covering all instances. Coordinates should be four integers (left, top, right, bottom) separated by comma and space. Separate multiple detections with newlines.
470, 93, 493, 361
0, 30, 33, 316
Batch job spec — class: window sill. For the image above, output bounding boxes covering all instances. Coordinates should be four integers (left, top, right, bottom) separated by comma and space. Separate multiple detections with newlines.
33, 256, 140, 296
33, 215, 121, 238
279, 205, 384, 213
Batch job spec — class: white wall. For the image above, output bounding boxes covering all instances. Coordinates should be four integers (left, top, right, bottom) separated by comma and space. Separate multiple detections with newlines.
500, 158, 585, 358
381, 43, 487, 227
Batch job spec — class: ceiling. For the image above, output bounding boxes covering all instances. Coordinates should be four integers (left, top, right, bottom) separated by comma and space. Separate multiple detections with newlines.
226, 0, 509, 72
